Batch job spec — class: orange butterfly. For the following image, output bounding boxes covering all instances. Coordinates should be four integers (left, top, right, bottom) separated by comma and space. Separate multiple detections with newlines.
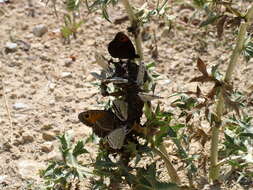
78, 110, 132, 149
78, 110, 122, 138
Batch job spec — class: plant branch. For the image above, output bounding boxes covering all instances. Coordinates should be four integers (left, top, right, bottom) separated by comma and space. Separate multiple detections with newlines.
225, 6, 253, 82
121, 0, 143, 60
217, 155, 242, 167
153, 143, 181, 185
209, 5, 253, 181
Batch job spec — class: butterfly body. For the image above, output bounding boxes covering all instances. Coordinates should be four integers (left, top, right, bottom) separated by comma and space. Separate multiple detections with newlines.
78, 110, 122, 138
108, 32, 139, 59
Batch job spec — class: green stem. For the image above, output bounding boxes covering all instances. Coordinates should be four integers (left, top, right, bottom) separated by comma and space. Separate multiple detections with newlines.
121, 0, 143, 60
209, 5, 253, 181
153, 143, 181, 185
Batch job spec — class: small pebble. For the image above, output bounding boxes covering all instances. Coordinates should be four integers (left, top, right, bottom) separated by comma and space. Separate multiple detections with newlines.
32, 24, 48, 37
0, 0, 9, 3
16, 40, 31, 51
0, 175, 8, 184
64, 58, 74, 67
13, 102, 28, 110
42, 131, 56, 141
17, 160, 44, 179
22, 132, 34, 143
41, 142, 53, 153
61, 72, 72, 78
5, 42, 18, 53
48, 82, 56, 91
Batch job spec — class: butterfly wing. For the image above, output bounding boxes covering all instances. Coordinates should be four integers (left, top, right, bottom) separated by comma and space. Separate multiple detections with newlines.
112, 99, 128, 121
108, 32, 138, 59
106, 126, 127, 149
78, 110, 121, 138
136, 62, 146, 86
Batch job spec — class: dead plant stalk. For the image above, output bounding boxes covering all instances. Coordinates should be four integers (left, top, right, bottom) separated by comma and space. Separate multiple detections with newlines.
209, 5, 253, 181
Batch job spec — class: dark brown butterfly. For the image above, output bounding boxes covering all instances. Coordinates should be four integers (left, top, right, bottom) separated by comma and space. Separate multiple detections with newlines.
108, 32, 139, 59
78, 110, 122, 138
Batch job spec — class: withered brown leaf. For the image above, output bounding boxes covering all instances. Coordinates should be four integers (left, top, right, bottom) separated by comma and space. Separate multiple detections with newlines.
217, 15, 228, 38
197, 58, 209, 77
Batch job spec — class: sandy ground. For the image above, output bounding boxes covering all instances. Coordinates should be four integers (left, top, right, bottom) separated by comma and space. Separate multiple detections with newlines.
0, 0, 253, 189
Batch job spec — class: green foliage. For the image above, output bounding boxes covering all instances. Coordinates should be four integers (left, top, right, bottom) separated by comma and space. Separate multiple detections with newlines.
242, 37, 253, 62
223, 116, 253, 157
61, 13, 84, 42
135, 0, 169, 24
65, 0, 81, 11
40, 133, 91, 189
192, 0, 207, 9
131, 163, 179, 190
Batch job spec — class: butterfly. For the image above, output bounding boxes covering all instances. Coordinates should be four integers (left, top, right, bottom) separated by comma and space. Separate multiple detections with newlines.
108, 32, 140, 60
78, 110, 131, 149
78, 110, 122, 138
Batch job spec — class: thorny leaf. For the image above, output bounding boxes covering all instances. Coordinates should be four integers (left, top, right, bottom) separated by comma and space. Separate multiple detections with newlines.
196, 86, 201, 97
197, 58, 208, 77
227, 16, 242, 28
190, 75, 214, 83
190, 58, 218, 83
186, 113, 193, 123
207, 84, 219, 99
217, 15, 228, 38
73, 141, 89, 157
242, 38, 253, 62
191, 128, 210, 147
222, 90, 241, 116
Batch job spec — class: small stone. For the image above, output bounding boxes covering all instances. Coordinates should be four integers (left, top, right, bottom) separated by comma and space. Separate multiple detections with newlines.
16, 40, 31, 51
1, 142, 12, 152
26, 55, 37, 61
39, 54, 51, 62
9, 93, 17, 99
49, 100, 55, 106
64, 58, 74, 67
48, 82, 56, 91
13, 102, 28, 110
61, 72, 72, 78
0, 175, 8, 184
41, 142, 53, 153
0, 0, 9, 3
32, 24, 48, 37
17, 160, 45, 179
159, 79, 171, 85
22, 132, 34, 143
41, 124, 53, 130
5, 42, 18, 53
12, 138, 24, 146
42, 131, 56, 141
